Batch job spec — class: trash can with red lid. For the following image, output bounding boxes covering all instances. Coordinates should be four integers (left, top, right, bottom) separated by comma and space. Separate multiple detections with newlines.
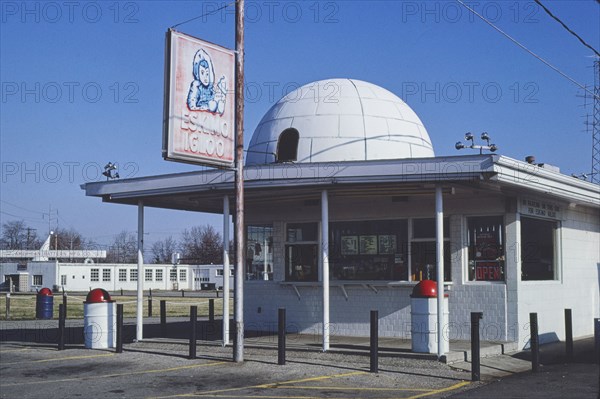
410, 280, 449, 354
83, 288, 116, 349
36, 288, 54, 319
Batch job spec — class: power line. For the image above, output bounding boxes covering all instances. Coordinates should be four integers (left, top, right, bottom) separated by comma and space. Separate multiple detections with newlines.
456, 0, 599, 101
534, 0, 600, 58
171, 1, 235, 29
0, 200, 45, 216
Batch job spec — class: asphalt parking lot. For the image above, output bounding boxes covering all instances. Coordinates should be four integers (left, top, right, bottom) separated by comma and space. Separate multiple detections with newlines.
0, 339, 473, 399
1, 318, 598, 399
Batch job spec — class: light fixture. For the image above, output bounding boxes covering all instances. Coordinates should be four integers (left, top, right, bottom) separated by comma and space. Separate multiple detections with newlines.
102, 162, 120, 180
455, 132, 498, 154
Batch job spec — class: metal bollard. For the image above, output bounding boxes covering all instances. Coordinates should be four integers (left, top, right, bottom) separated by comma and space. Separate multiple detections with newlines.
278, 308, 286, 365
160, 300, 167, 337
181, 290, 185, 297
595, 318, 600, 365
116, 304, 124, 353
471, 312, 483, 381
370, 310, 379, 373
58, 304, 65, 351
209, 299, 215, 322
565, 309, 573, 361
189, 306, 197, 359
62, 294, 67, 319
121, 288, 123, 296
148, 297, 153, 318
5, 293, 10, 319
530, 313, 539, 372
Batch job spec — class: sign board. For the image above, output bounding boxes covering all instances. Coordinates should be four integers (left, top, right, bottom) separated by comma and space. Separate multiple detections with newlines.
519, 197, 561, 220
475, 261, 503, 281
163, 29, 235, 168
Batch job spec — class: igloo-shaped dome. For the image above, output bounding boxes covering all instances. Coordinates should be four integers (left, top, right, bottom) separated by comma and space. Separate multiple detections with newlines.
246, 79, 434, 165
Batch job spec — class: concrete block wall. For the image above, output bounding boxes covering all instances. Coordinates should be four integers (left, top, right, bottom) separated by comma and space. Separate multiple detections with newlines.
244, 282, 415, 338
516, 205, 600, 348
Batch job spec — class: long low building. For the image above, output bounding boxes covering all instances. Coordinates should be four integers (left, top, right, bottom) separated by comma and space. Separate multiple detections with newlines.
0, 261, 232, 292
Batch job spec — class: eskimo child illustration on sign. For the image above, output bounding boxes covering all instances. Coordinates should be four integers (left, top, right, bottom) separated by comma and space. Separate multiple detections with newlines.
186, 48, 227, 114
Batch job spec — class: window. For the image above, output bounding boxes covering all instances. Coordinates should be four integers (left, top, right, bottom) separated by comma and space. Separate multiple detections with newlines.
285, 223, 318, 282
521, 217, 558, 280
276, 128, 299, 162
102, 269, 111, 282
145, 269, 153, 282
467, 216, 505, 281
170, 268, 177, 282
33, 275, 43, 286
130, 269, 138, 282
246, 225, 273, 280
410, 218, 451, 282
118, 269, 127, 282
91, 268, 99, 282
179, 269, 187, 282
156, 269, 163, 282
329, 220, 408, 281
216, 269, 233, 276
60, 275, 67, 286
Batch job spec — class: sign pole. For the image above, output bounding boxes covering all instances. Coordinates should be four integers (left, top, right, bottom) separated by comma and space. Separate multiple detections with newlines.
233, 0, 245, 363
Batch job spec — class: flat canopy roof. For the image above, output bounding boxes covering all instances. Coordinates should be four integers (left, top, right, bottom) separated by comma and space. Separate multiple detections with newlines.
82, 154, 600, 214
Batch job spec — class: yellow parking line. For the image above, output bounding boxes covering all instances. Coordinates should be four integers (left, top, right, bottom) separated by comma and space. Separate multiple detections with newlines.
275, 386, 433, 392
0, 361, 228, 387
2, 353, 114, 365
0, 347, 29, 353
153, 371, 368, 398
405, 381, 470, 399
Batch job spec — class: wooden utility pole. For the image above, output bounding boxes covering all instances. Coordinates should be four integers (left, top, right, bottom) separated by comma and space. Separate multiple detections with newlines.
234, 0, 245, 363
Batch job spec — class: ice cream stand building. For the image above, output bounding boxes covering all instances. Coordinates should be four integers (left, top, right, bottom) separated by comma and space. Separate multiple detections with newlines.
83, 79, 600, 350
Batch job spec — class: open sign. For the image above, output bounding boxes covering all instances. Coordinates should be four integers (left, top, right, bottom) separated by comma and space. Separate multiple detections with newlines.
475, 261, 503, 281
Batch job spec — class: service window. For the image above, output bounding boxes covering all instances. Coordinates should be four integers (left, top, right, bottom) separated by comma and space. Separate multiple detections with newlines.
467, 216, 505, 281
246, 225, 273, 280
410, 218, 451, 282
521, 217, 558, 280
285, 223, 318, 282
329, 220, 408, 281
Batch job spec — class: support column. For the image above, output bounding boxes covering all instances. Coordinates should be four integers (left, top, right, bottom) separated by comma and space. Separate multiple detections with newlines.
223, 195, 230, 346
321, 190, 330, 352
137, 200, 144, 342
435, 186, 445, 358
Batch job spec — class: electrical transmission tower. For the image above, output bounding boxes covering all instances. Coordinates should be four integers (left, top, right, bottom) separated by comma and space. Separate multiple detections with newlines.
593, 60, 600, 184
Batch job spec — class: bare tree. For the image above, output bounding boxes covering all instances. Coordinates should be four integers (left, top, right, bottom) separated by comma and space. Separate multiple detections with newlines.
105, 230, 137, 263
180, 225, 222, 264
0, 220, 42, 250
150, 236, 178, 264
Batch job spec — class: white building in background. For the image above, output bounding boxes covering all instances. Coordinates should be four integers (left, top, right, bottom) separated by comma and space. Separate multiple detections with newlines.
0, 261, 231, 292
81, 79, 600, 349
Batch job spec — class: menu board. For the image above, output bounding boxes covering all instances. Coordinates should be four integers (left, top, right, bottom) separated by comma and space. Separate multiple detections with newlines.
341, 236, 358, 255
378, 235, 397, 254
359, 235, 378, 255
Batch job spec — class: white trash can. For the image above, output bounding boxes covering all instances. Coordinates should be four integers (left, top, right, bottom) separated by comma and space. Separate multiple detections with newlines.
410, 280, 449, 354
83, 288, 116, 349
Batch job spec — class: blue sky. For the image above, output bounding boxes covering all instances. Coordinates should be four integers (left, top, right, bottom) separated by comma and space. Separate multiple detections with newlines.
1, 0, 598, 249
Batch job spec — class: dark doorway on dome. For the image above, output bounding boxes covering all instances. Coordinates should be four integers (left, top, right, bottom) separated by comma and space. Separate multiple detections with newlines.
276, 128, 299, 162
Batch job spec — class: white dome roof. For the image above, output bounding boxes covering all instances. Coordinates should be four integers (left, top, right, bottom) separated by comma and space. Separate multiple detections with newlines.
246, 79, 434, 165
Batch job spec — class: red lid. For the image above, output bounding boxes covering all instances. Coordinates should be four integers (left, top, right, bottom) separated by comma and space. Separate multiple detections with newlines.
38, 288, 53, 296
411, 280, 438, 298
86, 288, 112, 303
